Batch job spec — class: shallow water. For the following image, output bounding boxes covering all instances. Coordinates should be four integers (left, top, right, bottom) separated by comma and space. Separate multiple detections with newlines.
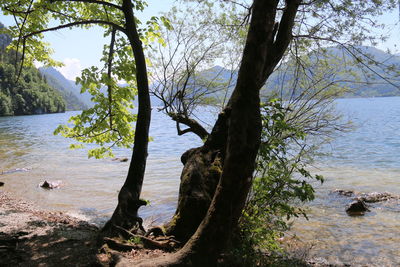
0, 97, 399, 265
0, 108, 206, 224
291, 97, 400, 265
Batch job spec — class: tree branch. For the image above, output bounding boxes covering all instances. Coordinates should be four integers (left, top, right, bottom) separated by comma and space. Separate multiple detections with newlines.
293, 35, 400, 90
107, 27, 116, 129
23, 19, 126, 39
262, 0, 301, 81
169, 112, 209, 140
50, 0, 123, 11
14, 0, 34, 82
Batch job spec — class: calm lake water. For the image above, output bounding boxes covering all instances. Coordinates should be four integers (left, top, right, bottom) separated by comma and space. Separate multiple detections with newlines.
0, 97, 399, 265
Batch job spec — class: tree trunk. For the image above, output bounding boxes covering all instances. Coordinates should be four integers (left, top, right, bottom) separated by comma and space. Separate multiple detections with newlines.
135, 0, 301, 265
102, 0, 151, 235
165, 109, 230, 242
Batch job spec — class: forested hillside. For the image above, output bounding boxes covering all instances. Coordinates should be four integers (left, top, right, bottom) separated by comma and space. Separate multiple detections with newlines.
39, 67, 88, 110
0, 23, 65, 116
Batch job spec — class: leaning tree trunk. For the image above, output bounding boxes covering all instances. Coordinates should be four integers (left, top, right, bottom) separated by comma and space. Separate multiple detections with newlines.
102, 0, 151, 235
165, 109, 231, 242
134, 0, 301, 265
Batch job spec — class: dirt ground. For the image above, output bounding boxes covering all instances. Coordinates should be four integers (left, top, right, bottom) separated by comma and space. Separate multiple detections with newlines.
0, 190, 175, 267
0, 190, 101, 266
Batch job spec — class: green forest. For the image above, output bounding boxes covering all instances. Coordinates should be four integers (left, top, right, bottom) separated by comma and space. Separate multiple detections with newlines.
0, 23, 65, 116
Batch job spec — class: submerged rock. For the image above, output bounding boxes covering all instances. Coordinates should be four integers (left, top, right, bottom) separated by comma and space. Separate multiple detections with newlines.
346, 200, 370, 216
0, 168, 32, 175
39, 180, 62, 189
112, 157, 129, 162
333, 189, 399, 203
333, 189, 355, 197
357, 192, 399, 203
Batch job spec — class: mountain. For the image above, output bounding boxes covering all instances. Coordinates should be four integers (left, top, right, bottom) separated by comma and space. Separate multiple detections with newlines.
293, 46, 400, 98
195, 46, 400, 100
39, 67, 91, 110
0, 23, 65, 116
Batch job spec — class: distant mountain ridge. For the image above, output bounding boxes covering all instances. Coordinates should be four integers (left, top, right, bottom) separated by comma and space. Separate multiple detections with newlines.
196, 46, 400, 99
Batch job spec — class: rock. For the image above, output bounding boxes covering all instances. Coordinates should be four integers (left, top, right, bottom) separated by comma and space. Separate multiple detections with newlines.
346, 200, 370, 215
357, 192, 399, 203
0, 182, 4, 187
39, 180, 62, 189
333, 189, 355, 197
112, 158, 129, 162
333, 189, 399, 203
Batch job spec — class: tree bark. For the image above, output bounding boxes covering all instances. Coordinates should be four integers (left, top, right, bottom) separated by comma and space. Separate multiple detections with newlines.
165, 109, 230, 242
139, 0, 301, 265
102, 0, 151, 235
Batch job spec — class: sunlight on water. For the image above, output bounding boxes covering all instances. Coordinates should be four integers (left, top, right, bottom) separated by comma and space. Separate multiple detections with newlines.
0, 97, 399, 265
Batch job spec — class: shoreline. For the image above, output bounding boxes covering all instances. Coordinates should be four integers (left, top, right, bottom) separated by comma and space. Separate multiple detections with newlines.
0, 190, 342, 267
1, 189, 397, 267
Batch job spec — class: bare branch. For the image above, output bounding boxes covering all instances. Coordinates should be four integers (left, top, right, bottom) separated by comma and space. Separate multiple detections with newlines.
23, 19, 126, 38
169, 112, 209, 140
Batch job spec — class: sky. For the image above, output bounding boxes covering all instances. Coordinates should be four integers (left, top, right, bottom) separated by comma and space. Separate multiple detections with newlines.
0, 0, 399, 81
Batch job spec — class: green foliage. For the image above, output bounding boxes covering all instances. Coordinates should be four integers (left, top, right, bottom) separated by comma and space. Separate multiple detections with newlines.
234, 99, 324, 266
128, 236, 142, 245
53, 76, 137, 159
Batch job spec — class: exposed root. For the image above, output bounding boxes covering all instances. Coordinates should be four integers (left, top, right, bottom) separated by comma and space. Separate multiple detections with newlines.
145, 226, 165, 237
114, 226, 180, 251
103, 237, 143, 252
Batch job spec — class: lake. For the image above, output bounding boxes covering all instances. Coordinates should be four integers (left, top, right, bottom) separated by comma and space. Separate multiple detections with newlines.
0, 97, 399, 265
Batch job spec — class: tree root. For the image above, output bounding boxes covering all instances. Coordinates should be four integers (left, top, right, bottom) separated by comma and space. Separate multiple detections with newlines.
103, 237, 143, 252
145, 226, 165, 237
113, 226, 180, 251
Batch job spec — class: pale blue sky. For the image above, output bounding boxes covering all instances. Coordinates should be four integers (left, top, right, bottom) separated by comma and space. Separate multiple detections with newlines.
1, 1, 399, 80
